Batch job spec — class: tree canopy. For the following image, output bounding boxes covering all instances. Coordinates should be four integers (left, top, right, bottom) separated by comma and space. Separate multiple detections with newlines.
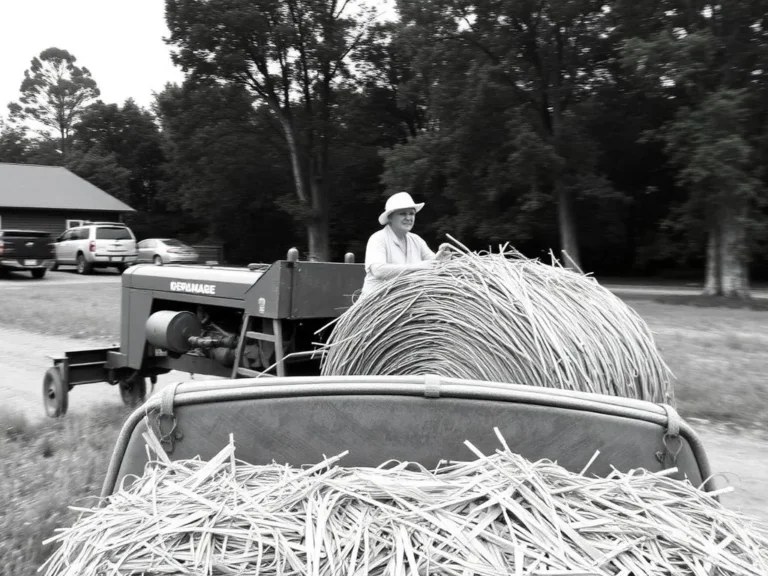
7, 47, 100, 156
3, 1, 768, 297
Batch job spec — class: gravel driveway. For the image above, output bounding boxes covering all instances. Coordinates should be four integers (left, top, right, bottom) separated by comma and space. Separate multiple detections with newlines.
0, 268, 122, 290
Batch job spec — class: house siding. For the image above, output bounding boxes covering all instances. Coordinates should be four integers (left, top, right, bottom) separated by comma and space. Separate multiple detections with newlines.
0, 209, 122, 237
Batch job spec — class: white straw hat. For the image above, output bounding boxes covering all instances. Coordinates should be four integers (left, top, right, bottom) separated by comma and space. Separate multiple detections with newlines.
378, 192, 425, 226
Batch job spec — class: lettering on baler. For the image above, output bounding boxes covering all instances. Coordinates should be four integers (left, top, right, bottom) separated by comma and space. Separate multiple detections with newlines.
169, 281, 217, 295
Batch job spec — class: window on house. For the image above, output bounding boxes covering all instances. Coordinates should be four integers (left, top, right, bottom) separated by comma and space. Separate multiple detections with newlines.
66, 219, 85, 229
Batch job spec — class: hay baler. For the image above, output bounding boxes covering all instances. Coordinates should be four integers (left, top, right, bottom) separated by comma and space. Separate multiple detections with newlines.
41, 246, 723, 532
42, 248, 365, 417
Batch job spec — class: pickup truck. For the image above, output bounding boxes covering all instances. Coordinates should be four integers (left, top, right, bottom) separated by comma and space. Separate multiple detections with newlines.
0, 229, 56, 278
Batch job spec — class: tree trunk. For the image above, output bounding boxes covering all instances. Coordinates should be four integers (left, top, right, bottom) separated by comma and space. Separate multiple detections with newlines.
556, 181, 581, 270
720, 202, 750, 298
60, 127, 67, 158
549, 80, 581, 272
703, 222, 721, 295
276, 104, 331, 262
279, 115, 309, 206
703, 203, 750, 298
279, 111, 332, 260
307, 177, 330, 261
306, 220, 330, 262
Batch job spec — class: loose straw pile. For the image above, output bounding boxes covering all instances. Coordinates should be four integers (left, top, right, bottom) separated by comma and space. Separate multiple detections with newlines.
319, 239, 674, 404
41, 426, 768, 576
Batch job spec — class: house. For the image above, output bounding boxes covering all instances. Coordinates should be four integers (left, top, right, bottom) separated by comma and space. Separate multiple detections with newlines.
0, 163, 135, 236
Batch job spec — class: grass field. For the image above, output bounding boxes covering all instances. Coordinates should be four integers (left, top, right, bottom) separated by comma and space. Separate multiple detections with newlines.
1, 281, 766, 427
1, 281, 767, 575
626, 299, 768, 428
0, 283, 121, 342
1, 405, 133, 576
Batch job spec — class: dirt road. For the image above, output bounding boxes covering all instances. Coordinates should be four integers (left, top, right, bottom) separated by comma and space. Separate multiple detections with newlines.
0, 326, 194, 420
0, 325, 766, 526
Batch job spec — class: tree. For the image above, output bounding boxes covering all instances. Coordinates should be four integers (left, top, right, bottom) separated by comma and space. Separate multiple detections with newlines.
0, 118, 30, 163
155, 80, 298, 263
65, 146, 132, 203
661, 90, 762, 297
324, 85, 418, 257
165, 0, 379, 260
380, 79, 564, 251
379, 0, 618, 269
73, 100, 167, 212
25, 137, 66, 166
354, 21, 431, 141
7, 48, 100, 156
621, 0, 768, 297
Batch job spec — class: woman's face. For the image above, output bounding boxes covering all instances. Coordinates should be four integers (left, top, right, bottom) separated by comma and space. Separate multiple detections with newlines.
389, 209, 416, 235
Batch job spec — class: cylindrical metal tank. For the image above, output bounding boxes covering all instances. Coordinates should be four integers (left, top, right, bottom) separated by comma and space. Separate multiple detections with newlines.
145, 310, 203, 353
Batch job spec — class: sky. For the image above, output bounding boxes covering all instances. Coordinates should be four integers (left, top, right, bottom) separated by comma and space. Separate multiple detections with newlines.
0, 0, 186, 121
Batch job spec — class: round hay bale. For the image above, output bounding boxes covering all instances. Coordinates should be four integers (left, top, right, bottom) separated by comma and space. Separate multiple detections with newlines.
319, 240, 674, 404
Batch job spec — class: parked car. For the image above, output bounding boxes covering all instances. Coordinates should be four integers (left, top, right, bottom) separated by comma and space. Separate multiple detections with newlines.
52, 222, 138, 274
136, 238, 200, 265
0, 229, 56, 278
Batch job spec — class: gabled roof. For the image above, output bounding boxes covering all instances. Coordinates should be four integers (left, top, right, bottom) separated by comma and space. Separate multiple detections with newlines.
0, 163, 135, 212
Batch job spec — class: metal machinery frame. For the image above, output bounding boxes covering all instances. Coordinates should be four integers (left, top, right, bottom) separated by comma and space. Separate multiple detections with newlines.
42, 248, 365, 417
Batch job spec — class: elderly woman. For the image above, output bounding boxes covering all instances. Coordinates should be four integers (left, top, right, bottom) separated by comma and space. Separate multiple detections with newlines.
361, 192, 447, 295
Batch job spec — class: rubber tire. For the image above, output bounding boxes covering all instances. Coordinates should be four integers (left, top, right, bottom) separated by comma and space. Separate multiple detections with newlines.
30, 268, 46, 279
49, 262, 59, 271
115, 264, 127, 273
76, 253, 93, 275
119, 374, 147, 407
153, 255, 163, 266
43, 366, 68, 418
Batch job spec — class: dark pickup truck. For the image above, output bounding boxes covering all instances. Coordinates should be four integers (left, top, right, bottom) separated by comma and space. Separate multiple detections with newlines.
0, 229, 56, 279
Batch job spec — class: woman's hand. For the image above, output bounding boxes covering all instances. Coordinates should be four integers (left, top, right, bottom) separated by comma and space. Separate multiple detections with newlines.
435, 243, 452, 261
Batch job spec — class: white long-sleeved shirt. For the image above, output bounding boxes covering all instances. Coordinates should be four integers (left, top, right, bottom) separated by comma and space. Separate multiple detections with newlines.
361, 225, 435, 295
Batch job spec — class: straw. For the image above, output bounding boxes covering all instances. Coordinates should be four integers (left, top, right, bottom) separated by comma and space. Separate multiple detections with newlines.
317, 239, 675, 404
39, 424, 768, 576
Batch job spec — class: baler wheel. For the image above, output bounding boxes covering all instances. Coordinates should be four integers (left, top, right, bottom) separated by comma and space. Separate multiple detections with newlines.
119, 373, 147, 407
43, 366, 68, 418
